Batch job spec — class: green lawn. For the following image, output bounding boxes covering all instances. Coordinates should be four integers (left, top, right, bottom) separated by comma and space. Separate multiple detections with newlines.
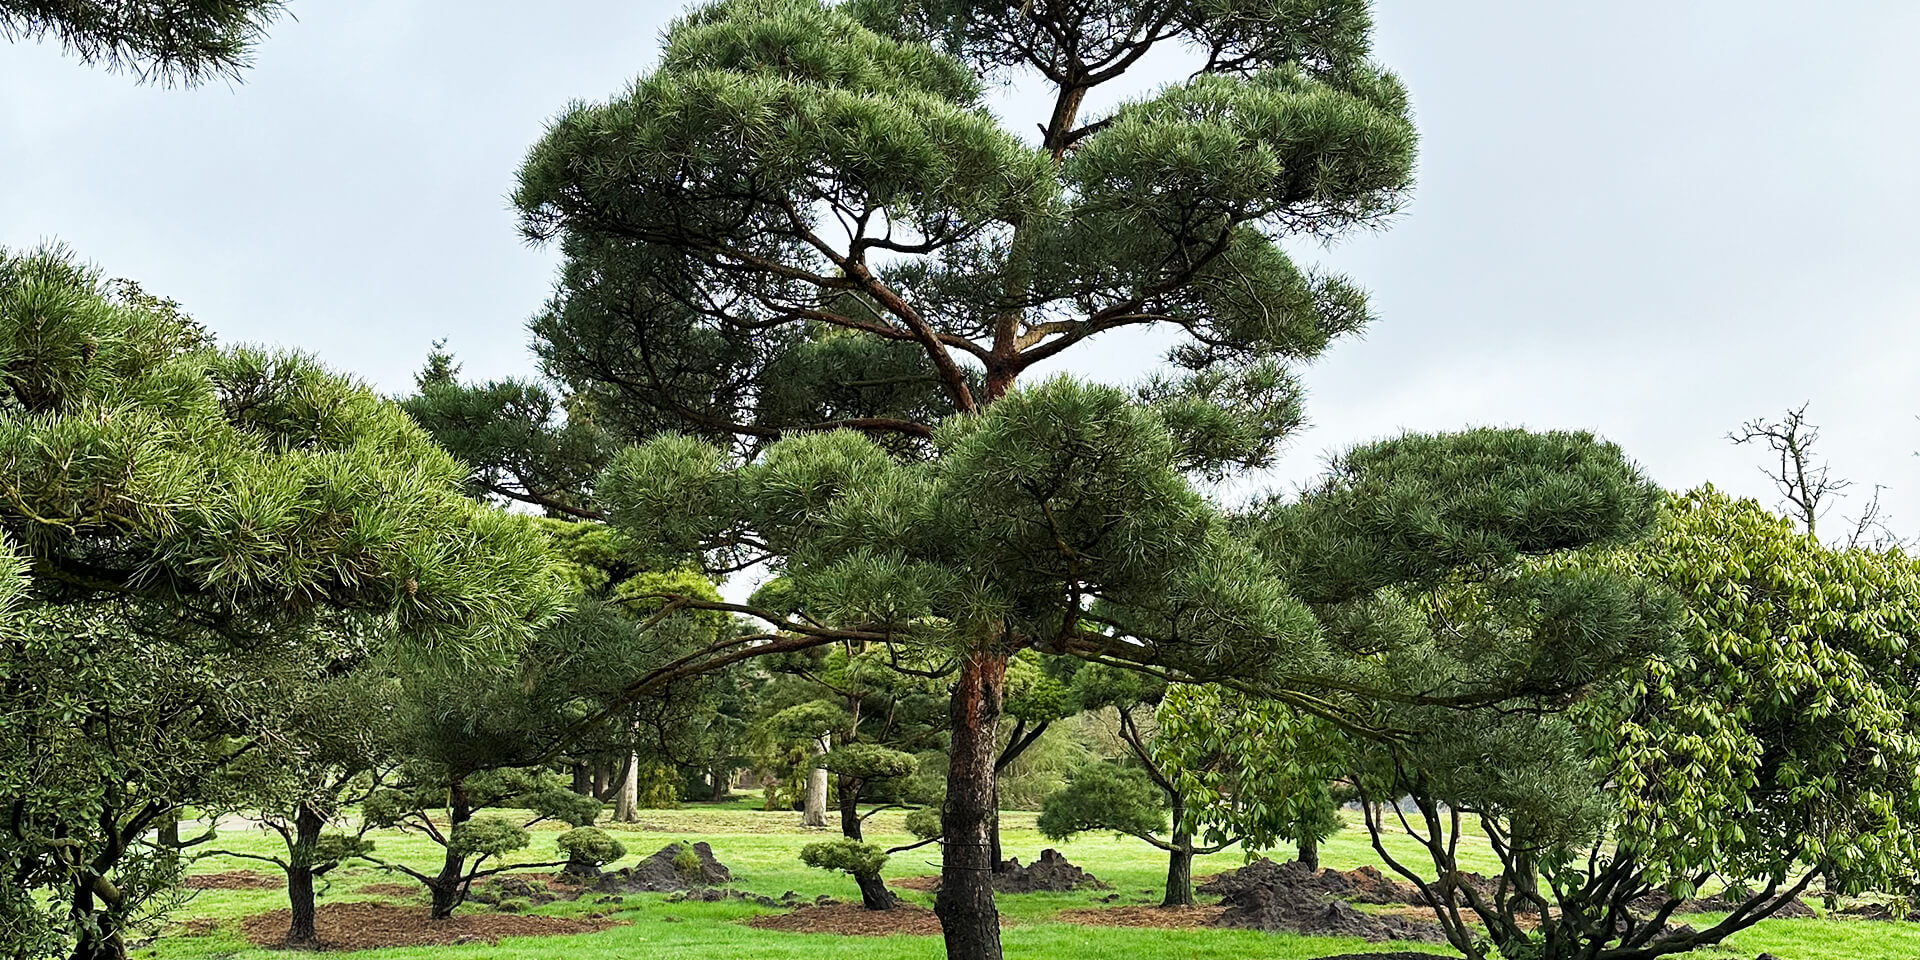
144, 804, 1912, 960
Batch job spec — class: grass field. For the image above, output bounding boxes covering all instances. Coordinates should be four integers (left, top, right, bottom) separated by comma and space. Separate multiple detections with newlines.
145, 800, 1918, 960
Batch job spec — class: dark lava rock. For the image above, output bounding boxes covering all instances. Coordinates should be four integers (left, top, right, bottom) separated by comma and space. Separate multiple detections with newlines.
1202, 859, 1442, 942
593, 841, 733, 893
991, 849, 1110, 892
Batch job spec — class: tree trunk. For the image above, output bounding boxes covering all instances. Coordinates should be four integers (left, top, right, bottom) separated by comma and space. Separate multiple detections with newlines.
614, 750, 640, 823
287, 804, 325, 944
710, 763, 732, 801
571, 761, 592, 797
987, 782, 1003, 873
68, 885, 126, 960
934, 651, 1007, 960
156, 812, 180, 850
1164, 793, 1194, 907
838, 774, 864, 840
1297, 832, 1320, 872
591, 760, 611, 801
428, 783, 473, 920
854, 870, 898, 911
801, 734, 830, 828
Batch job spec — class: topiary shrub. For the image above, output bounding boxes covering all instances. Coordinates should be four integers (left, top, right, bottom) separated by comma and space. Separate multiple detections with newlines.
446, 817, 531, 861
555, 827, 626, 878
903, 807, 942, 841
800, 839, 896, 910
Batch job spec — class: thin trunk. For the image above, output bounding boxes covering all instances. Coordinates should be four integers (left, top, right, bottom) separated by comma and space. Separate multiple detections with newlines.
428, 783, 472, 920
838, 774, 863, 840
1163, 793, 1194, 907
710, 764, 732, 801
613, 750, 639, 822
802, 734, 830, 828
571, 761, 591, 797
1297, 832, 1320, 872
934, 651, 1007, 960
591, 760, 611, 801
156, 813, 180, 850
854, 870, 898, 911
286, 804, 325, 944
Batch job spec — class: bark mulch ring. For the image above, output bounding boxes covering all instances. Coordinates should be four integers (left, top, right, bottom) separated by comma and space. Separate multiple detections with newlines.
183, 870, 284, 890
239, 901, 621, 950
354, 883, 423, 898
1307, 954, 1455, 960
1053, 904, 1226, 929
744, 902, 946, 936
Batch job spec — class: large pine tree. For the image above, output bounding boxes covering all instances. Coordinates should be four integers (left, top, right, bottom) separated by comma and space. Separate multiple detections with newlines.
511, 3, 1665, 957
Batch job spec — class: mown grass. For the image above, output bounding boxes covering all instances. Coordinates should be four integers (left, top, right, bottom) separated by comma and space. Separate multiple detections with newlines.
144, 804, 1909, 960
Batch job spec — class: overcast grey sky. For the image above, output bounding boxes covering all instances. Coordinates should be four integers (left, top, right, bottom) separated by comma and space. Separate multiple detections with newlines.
4, 1, 1917, 535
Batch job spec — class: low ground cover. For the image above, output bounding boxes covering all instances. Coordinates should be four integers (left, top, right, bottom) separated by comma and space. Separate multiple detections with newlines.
143, 802, 1916, 960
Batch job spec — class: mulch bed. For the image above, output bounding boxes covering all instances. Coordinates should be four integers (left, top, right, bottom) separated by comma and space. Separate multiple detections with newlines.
1308, 954, 1453, 960
354, 882, 423, 898
891, 875, 940, 892
183, 870, 284, 890
238, 901, 620, 950
1053, 904, 1226, 929
743, 902, 949, 936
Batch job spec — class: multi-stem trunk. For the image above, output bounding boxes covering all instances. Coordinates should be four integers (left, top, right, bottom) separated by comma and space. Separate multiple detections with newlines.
934, 651, 1008, 960
286, 803, 325, 944
67, 884, 124, 960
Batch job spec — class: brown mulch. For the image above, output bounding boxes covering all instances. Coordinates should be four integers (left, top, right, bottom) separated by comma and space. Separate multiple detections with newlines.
183, 870, 284, 890
355, 883, 423, 898
891, 875, 941, 892
238, 901, 620, 950
1308, 954, 1453, 960
743, 902, 948, 936
1053, 904, 1226, 929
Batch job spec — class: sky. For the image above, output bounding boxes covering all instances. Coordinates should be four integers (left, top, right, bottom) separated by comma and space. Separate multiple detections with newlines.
4, 1, 1918, 537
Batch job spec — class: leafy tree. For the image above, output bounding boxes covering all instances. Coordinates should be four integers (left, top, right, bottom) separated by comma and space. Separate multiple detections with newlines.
510, 3, 1672, 956
800, 839, 897, 910
1359, 488, 1920, 960
215, 670, 393, 945
1041, 667, 1338, 904
0, 246, 564, 960
360, 767, 595, 918
555, 827, 627, 879
1, 0, 285, 85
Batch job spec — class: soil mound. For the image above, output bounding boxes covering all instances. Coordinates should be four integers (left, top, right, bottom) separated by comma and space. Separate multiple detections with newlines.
744, 902, 945, 936
1054, 904, 1225, 928
183, 870, 283, 890
1628, 891, 1816, 919
468, 874, 562, 908
238, 901, 619, 950
993, 849, 1109, 892
593, 841, 733, 893
1200, 859, 1443, 942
